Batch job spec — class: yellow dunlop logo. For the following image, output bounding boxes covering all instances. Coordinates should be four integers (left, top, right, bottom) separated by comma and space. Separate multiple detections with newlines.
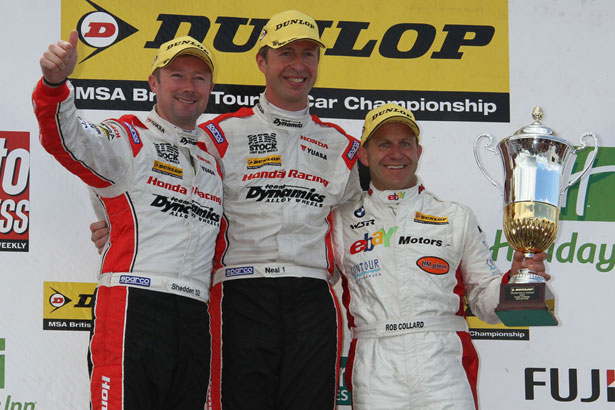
153, 160, 183, 178
43, 282, 97, 331
414, 211, 449, 225
64, 0, 509, 121
247, 155, 282, 169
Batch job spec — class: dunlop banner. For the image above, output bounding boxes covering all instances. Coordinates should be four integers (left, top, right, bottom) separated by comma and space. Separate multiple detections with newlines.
43, 282, 97, 331
63, 0, 509, 121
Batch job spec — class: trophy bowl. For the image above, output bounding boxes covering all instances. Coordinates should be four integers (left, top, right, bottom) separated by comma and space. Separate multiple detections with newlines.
474, 106, 598, 325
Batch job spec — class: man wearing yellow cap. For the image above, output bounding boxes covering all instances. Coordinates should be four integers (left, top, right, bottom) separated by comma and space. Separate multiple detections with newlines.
331, 103, 548, 410
33, 31, 221, 409
200, 9, 361, 410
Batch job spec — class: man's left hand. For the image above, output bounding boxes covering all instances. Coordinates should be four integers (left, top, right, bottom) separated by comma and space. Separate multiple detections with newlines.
510, 251, 550, 281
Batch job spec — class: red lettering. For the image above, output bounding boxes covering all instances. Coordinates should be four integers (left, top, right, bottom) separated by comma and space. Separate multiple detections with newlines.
85, 22, 116, 38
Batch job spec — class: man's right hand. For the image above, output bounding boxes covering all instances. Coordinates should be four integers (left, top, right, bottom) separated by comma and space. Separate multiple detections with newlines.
40, 30, 79, 85
90, 220, 109, 255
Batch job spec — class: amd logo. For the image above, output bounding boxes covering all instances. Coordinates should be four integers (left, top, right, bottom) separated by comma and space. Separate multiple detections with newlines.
525, 368, 615, 403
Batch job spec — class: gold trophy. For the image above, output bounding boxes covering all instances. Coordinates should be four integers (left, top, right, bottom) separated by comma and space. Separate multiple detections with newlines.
474, 107, 598, 326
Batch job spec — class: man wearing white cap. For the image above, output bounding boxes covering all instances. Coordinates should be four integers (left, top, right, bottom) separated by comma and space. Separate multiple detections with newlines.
200, 9, 360, 410
33, 32, 221, 409
331, 103, 548, 410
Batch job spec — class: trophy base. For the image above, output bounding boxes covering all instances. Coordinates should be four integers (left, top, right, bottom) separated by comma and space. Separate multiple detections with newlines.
495, 282, 558, 326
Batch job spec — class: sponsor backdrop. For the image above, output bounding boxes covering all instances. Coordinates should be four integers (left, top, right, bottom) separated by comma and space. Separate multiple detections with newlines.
1, 0, 613, 408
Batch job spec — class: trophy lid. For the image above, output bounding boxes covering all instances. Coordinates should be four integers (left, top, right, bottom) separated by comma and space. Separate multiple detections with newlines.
511, 106, 570, 145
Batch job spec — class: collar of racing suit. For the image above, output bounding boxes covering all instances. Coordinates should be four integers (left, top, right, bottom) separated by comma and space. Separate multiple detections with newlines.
254, 92, 311, 129
367, 179, 425, 206
146, 106, 203, 150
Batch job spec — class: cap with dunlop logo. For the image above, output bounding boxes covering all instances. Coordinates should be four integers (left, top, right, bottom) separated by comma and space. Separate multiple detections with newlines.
361, 103, 421, 146
258, 10, 325, 49
151, 36, 215, 75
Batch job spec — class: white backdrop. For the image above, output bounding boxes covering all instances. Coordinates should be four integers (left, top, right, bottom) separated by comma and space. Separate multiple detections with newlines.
1, 1, 614, 408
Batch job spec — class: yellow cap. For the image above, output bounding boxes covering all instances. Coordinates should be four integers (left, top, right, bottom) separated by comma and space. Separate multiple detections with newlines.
258, 10, 325, 49
151, 36, 214, 75
361, 103, 421, 146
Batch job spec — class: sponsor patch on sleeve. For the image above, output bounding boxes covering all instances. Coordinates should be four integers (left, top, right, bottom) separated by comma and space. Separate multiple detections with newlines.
414, 212, 449, 225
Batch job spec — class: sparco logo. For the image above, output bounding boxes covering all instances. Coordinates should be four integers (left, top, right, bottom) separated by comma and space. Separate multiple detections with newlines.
225, 266, 255, 277
205, 123, 225, 144
119, 275, 151, 287
150, 195, 220, 224
123, 122, 141, 145
248, 133, 277, 154
246, 185, 325, 206
525, 367, 615, 403
273, 118, 302, 128
347, 140, 359, 160
154, 143, 180, 164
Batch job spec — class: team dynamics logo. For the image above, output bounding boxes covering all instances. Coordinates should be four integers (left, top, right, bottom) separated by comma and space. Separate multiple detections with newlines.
0, 132, 29, 252
77, 0, 138, 62
560, 147, 615, 222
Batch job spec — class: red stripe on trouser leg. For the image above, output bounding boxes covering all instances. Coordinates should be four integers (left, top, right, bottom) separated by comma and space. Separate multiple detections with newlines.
90, 286, 128, 410
207, 283, 223, 410
457, 331, 479, 410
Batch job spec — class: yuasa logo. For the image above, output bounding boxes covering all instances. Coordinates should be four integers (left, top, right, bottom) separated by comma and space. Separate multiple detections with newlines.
525, 367, 615, 403
561, 147, 615, 222
77, 0, 138, 62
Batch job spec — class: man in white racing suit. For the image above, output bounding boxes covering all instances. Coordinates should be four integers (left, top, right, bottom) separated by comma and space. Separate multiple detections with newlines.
331, 103, 548, 410
200, 10, 361, 410
33, 32, 222, 410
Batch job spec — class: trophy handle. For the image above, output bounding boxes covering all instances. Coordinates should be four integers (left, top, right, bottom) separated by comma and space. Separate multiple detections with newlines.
566, 132, 599, 190
473, 133, 503, 193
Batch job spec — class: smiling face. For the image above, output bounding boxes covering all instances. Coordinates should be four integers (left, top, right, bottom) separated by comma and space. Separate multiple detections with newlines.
148, 54, 214, 130
256, 40, 320, 111
358, 121, 423, 191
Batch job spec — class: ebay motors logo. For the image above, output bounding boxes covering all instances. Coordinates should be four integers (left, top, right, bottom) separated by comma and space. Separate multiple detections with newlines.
77, 0, 138, 62
560, 147, 615, 222
350, 226, 397, 254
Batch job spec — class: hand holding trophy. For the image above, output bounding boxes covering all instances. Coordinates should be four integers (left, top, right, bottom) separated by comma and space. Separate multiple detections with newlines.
474, 107, 598, 326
